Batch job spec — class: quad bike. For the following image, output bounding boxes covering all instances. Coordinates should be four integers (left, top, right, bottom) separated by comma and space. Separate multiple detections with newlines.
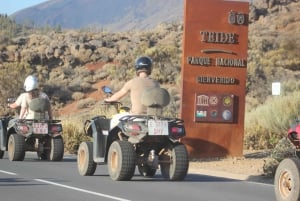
77, 86, 189, 181
274, 119, 300, 201
0, 98, 64, 161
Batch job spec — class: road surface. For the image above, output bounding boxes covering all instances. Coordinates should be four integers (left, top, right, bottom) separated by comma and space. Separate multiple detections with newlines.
0, 152, 276, 201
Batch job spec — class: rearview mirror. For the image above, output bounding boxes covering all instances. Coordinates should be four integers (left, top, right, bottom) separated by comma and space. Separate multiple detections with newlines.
101, 86, 113, 94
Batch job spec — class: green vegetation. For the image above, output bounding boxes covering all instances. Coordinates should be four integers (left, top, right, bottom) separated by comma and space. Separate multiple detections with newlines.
245, 91, 300, 150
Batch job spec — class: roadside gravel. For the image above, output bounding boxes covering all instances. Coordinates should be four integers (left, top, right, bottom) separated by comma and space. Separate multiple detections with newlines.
188, 150, 274, 184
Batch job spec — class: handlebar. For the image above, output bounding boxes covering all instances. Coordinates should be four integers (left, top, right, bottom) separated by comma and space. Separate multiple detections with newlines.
100, 86, 130, 113
7, 98, 16, 103
101, 101, 130, 114
102, 101, 123, 113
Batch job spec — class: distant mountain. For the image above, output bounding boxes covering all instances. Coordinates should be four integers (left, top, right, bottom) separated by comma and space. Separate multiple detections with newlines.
11, 0, 184, 31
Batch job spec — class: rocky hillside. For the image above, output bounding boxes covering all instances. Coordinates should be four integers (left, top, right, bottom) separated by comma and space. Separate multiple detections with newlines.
11, 0, 183, 31
0, 21, 184, 116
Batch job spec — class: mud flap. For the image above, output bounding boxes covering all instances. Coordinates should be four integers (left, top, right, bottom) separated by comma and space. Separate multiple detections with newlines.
0, 120, 8, 150
91, 116, 110, 163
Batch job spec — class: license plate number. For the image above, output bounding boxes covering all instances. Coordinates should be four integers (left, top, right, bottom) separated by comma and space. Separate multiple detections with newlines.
33, 123, 48, 134
148, 120, 169, 136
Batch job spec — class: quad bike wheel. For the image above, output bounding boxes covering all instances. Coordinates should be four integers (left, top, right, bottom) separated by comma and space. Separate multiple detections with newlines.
138, 164, 156, 177
160, 143, 189, 181
8, 134, 25, 161
77, 141, 97, 176
108, 140, 136, 181
274, 158, 300, 201
49, 136, 64, 161
0, 150, 4, 159
41, 136, 64, 161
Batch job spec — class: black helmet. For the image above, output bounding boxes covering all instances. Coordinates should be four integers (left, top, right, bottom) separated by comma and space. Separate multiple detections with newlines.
135, 56, 152, 75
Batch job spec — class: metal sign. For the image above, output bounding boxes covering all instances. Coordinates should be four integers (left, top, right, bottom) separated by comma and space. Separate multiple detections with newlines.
181, 0, 249, 158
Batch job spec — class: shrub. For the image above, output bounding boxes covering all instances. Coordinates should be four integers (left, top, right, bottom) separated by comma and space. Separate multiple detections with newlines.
245, 91, 300, 149
76, 98, 97, 109
72, 92, 85, 100
263, 137, 296, 176
61, 119, 90, 154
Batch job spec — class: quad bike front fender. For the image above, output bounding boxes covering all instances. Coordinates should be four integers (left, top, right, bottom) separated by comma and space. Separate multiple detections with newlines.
86, 116, 110, 163
0, 120, 7, 150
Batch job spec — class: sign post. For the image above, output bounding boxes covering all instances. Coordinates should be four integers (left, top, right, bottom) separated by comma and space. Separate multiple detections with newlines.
181, 0, 249, 158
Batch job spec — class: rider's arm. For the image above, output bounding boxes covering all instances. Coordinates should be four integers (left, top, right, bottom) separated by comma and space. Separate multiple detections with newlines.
8, 102, 19, 109
19, 107, 27, 119
105, 88, 128, 102
11, 93, 27, 119
8, 93, 23, 109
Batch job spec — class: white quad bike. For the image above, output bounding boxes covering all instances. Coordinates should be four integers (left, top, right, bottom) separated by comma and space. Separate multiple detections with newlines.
77, 86, 189, 181
0, 98, 64, 161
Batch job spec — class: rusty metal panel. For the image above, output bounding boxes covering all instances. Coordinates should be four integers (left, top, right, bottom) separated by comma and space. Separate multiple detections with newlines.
181, 0, 249, 158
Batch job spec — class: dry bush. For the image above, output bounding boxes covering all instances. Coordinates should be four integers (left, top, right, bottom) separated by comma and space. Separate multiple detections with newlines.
0, 62, 32, 112
245, 91, 300, 149
263, 137, 296, 176
72, 92, 85, 101
76, 98, 97, 109
44, 85, 72, 103
61, 119, 90, 154
80, 82, 93, 91
162, 86, 181, 118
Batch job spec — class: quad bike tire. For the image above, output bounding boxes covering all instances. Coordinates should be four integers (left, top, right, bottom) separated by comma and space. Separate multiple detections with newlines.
8, 134, 25, 161
160, 143, 189, 181
0, 150, 4, 159
41, 136, 64, 161
274, 158, 300, 201
138, 164, 156, 177
108, 140, 136, 181
77, 141, 97, 176
49, 136, 64, 161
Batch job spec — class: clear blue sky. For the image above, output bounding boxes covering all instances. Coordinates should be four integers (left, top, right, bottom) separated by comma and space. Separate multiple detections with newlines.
0, 0, 48, 15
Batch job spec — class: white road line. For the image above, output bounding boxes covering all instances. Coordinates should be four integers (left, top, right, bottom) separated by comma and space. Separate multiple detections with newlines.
0, 170, 17, 175
35, 179, 132, 201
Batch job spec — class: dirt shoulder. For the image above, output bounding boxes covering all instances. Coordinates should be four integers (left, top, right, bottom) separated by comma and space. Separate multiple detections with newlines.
188, 150, 274, 184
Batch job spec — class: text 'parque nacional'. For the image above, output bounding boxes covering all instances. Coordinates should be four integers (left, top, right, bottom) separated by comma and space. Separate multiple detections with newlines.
187, 57, 246, 68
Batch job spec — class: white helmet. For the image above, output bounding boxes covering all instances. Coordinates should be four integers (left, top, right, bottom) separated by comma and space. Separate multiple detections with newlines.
24, 75, 39, 92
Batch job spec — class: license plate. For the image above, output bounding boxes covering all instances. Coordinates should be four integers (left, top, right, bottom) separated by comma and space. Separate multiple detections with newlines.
33, 123, 48, 134
148, 120, 169, 136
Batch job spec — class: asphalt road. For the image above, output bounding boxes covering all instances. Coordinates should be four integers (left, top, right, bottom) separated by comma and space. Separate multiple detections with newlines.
0, 152, 276, 201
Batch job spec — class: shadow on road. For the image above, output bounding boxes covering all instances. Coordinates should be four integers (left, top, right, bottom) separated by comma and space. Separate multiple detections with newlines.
0, 178, 47, 187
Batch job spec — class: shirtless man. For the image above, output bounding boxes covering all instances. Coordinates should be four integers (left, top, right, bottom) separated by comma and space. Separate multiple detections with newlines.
105, 56, 160, 115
